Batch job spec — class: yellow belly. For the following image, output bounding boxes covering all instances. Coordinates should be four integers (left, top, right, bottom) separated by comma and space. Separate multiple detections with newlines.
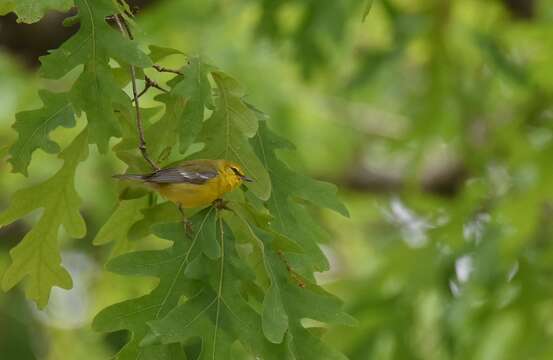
155, 181, 222, 208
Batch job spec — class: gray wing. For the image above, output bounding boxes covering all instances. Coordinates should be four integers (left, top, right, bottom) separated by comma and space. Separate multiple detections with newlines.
144, 167, 218, 185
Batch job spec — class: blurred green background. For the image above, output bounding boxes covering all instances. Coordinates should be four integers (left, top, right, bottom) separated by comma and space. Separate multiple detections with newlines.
2, 0, 553, 359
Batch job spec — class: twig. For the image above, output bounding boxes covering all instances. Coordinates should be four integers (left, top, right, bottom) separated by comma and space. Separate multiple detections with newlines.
153, 64, 183, 75
114, 14, 159, 171
132, 76, 168, 103
145, 76, 169, 93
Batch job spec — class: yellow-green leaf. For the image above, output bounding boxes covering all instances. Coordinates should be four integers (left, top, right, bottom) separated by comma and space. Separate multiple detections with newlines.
1, 130, 88, 307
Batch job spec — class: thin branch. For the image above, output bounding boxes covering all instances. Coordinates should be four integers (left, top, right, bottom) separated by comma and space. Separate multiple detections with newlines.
132, 76, 169, 103
146, 76, 169, 93
153, 64, 183, 75
114, 14, 159, 171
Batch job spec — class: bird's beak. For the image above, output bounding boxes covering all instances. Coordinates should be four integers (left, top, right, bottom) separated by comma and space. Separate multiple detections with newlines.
241, 175, 254, 182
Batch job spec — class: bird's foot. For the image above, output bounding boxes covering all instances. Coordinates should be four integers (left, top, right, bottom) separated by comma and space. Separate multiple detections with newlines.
182, 218, 194, 238
212, 198, 229, 210
178, 205, 194, 237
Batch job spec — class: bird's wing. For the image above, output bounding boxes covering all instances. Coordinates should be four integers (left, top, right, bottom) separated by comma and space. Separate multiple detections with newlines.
145, 164, 218, 185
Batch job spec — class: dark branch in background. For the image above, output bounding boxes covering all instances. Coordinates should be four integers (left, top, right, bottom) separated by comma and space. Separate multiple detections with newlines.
0, 0, 155, 68
328, 155, 467, 197
114, 14, 159, 171
503, 0, 535, 19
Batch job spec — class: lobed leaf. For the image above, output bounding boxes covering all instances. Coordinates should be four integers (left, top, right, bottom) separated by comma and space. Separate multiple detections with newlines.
146, 217, 288, 360
148, 45, 184, 63
194, 71, 271, 200
70, 64, 129, 152
93, 197, 149, 257
252, 120, 348, 272
0, 0, 73, 24
0, 130, 88, 307
93, 209, 218, 359
37, 0, 151, 152
228, 210, 355, 358
173, 56, 213, 153
39, 0, 151, 79
9, 90, 75, 176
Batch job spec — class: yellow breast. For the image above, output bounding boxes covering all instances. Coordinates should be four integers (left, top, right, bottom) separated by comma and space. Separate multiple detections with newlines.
154, 175, 231, 208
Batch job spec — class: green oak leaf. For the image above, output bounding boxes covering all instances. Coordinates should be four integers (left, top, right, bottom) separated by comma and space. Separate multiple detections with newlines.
232, 217, 355, 358
127, 202, 182, 241
0, 0, 73, 24
70, 64, 129, 152
0, 130, 88, 308
145, 218, 288, 360
93, 208, 218, 359
39, 0, 151, 79
145, 90, 185, 159
252, 119, 348, 271
148, 45, 184, 63
93, 197, 149, 257
36, 0, 151, 152
9, 90, 75, 176
173, 56, 213, 153
194, 71, 271, 200
198, 207, 220, 259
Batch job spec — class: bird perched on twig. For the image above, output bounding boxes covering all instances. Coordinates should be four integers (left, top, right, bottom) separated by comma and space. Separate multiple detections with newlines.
114, 159, 253, 209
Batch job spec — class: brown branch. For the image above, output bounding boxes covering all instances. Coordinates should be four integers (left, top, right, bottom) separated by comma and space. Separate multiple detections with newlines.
153, 64, 183, 75
132, 76, 168, 103
145, 76, 169, 93
114, 14, 159, 171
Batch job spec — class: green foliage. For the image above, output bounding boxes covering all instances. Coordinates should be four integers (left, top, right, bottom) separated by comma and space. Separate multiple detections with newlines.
90, 58, 351, 358
173, 56, 213, 153
9, 90, 75, 175
0, 0, 73, 23
39, 0, 151, 152
193, 71, 271, 200
39, 0, 150, 79
8, 0, 553, 359
362, 0, 374, 21
93, 197, 149, 256
1, 1, 351, 358
1, 130, 88, 307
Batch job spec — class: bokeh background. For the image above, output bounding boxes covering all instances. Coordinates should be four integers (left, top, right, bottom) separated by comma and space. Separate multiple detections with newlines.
2, 0, 553, 359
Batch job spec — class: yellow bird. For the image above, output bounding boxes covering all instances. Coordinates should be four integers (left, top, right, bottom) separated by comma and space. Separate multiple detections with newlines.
114, 159, 253, 208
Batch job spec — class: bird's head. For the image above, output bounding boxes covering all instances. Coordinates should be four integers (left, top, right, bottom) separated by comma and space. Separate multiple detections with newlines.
220, 160, 254, 189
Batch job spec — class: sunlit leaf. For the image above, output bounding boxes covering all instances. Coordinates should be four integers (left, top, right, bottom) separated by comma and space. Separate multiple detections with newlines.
8, 90, 75, 175
194, 71, 271, 200
39, 0, 151, 79
0, 0, 73, 23
93, 197, 149, 256
252, 119, 348, 271
0, 130, 88, 307
145, 217, 288, 360
93, 209, 221, 359
173, 56, 213, 153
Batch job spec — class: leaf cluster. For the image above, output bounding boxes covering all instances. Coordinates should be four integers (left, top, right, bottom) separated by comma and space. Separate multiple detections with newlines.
1, 1, 352, 359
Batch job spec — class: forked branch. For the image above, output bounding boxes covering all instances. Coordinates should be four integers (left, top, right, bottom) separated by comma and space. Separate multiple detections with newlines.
114, 14, 160, 171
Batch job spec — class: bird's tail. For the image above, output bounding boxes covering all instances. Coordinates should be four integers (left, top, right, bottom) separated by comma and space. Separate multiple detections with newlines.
113, 174, 146, 181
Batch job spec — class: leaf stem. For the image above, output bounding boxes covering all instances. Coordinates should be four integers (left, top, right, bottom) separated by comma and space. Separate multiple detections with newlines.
114, 14, 160, 171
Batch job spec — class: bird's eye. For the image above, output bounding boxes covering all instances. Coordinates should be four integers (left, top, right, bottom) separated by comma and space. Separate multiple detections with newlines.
230, 167, 242, 176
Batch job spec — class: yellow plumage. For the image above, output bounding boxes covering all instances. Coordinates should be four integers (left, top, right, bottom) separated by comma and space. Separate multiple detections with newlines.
114, 159, 252, 208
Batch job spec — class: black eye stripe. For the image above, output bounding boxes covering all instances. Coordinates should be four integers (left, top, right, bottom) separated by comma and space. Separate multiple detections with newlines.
231, 167, 243, 176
